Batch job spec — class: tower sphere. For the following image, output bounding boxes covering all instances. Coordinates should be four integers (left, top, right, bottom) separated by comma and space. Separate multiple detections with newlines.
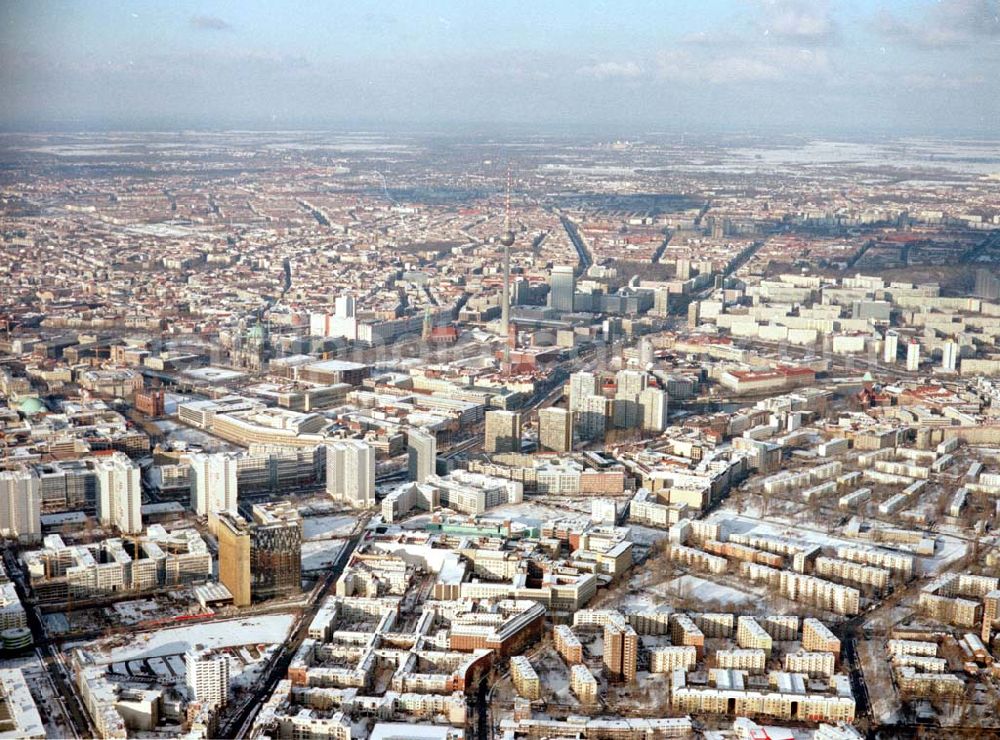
500, 230, 516, 247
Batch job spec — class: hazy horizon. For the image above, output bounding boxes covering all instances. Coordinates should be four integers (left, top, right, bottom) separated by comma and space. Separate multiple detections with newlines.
2, 0, 998, 136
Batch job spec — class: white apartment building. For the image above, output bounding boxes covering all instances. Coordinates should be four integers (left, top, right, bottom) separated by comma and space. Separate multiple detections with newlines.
0, 470, 41, 542
186, 649, 231, 708
188, 452, 238, 517
326, 440, 375, 509
95, 454, 142, 534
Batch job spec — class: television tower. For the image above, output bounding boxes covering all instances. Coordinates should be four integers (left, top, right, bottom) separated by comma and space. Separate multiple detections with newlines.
500, 168, 515, 367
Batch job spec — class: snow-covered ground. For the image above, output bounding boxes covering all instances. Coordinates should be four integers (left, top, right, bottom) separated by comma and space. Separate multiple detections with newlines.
153, 419, 240, 452
111, 599, 163, 625
302, 514, 357, 541
81, 613, 296, 664
661, 574, 756, 607
302, 539, 346, 570
628, 524, 669, 547
482, 501, 585, 528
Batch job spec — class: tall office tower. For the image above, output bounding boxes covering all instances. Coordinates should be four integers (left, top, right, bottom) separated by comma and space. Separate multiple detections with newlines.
512, 277, 529, 306
603, 622, 638, 683
485, 410, 522, 454
215, 511, 251, 607
883, 331, 899, 364
95, 454, 142, 535
975, 268, 1000, 300
549, 265, 576, 312
188, 452, 237, 517
577, 395, 608, 442
186, 649, 231, 708
906, 341, 921, 372
539, 407, 572, 452
249, 502, 302, 601
0, 470, 41, 542
941, 341, 958, 373
569, 372, 598, 413
407, 429, 437, 483
325, 440, 375, 509
639, 387, 669, 433
603, 317, 623, 344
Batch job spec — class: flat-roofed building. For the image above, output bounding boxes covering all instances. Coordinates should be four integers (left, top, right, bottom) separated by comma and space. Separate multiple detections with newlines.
570, 664, 598, 704
326, 440, 375, 509
485, 410, 521, 454
538, 407, 572, 452
510, 656, 540, 700
215, 511, 251, 608
0, 470, 41, 543
554, 624, 583, 664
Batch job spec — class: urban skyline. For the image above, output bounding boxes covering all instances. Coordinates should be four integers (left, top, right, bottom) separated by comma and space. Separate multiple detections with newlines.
0, 2, 999, 740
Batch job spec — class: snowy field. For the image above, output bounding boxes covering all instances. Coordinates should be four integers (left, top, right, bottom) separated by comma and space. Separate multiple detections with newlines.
153, 419, 240, 452
302, 539, 346, 570
483, 501, 586, 527
111, 599, 164, 625
80, 613, 296, 664
628, 524, 669, 547
660, 574, 756, 607
302, 514, 357, 541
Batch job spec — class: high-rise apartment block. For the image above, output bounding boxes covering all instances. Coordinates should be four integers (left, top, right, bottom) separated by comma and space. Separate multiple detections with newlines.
538, 407, 572, 452
941, 341, 958, 372
326, 440, 375, 508
510, 656, 540, 700
485, 410, 521, 454
407, 429, 437, 483
577, 395, 608, 442
603, 621, 638, 682
983, 590, 1000, 644
614, 369, 648, 429
974, 268, 1000, 300
95, 454, 142, 535
188, 452, 238, 517
570, 664, 598, 704
639, 387, 669, 433
883, 331, 898, 364
569, 372, 597, 412
186, 648, 231, 709
0, 470, 41, 542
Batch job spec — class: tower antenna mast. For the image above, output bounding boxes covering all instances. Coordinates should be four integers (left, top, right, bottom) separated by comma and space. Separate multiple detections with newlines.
500, 167, 515, 370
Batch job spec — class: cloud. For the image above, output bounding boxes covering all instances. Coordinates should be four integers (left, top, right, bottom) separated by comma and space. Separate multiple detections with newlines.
875, 0, 1000, 48
189, 15, 232, 32
576, 61, 642, 80
656, 47, 830, 85
901, 71, 988, 90
755, 0, 837, 44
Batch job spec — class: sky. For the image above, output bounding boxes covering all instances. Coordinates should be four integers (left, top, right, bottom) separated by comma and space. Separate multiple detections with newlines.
1, 0, 997, 135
